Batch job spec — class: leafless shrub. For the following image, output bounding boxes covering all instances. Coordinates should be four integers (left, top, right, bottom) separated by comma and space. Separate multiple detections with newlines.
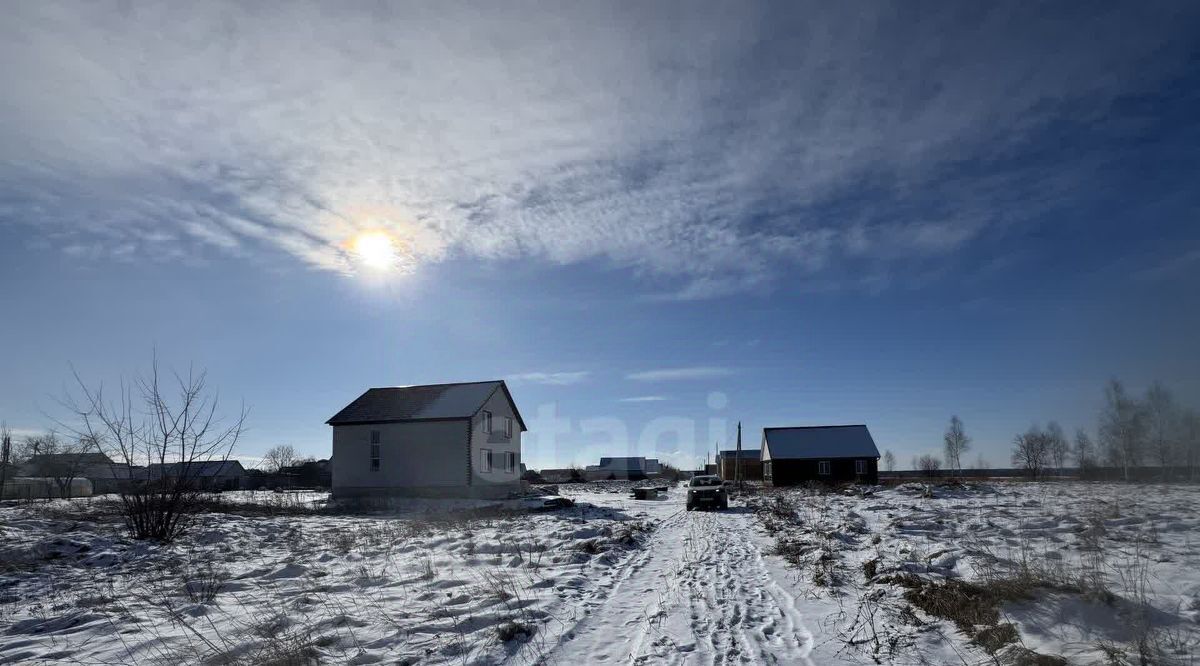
63, 357, 247, 543
918, 454, 942, 478
481, 571, 515, 602
418, 556, 436, 581
329, 528, 357, 554
183, 563, 227, 605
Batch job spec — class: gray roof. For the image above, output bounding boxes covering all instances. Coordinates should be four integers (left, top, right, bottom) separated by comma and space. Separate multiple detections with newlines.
595, 457, 651, 470
26, 453, 114, 466
326, 380, 526, 430
762, 425, 880, 460
718, 449, 761, 460
147, 460, 246, 477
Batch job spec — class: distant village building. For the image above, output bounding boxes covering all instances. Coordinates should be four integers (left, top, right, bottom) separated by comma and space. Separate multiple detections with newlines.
716, 449, 763, 481
146, 460, 247, 491
327, 380, 525, 498
761, 425, 880, 485
538, 468, 584, 484
584, 456, 661, 481
21, 452, 129, 495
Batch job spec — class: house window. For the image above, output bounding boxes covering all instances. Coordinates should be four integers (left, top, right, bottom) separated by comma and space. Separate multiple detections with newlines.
480, 448, 493, 472
370, 431, 381, 471
818, 461, 831, 475
856, 459, 866, 475
482, 410, 493, 433
504, 416, 513, 438
764, 461, 772, 478
505, 451, 516, 473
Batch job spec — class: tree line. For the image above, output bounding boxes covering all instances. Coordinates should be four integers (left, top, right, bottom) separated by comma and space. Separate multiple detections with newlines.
880, 378, 1200, 481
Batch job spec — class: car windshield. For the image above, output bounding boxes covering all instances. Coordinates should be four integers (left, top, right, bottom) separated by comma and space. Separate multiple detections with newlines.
690, 476, 722, 487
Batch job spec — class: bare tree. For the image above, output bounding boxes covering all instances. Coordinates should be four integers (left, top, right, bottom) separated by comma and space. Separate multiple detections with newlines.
0, 422, 11, 496
1098, 379, 1145, 482
918, 454, 942, 478
973, 453, 990, 471
21, 433, 97, 498
64, 357, 247, 542
943, 415, 971, 475
1144, 382, 1179, 480
882, 450, 896, 473
262, 444, 297, 472
1012, 425, 1051, 480
1046, 421, 1069, 477
1074, 428, 1096, 478
16, 431, 61, 464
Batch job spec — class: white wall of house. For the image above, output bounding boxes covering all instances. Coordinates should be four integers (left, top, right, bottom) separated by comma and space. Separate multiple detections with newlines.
333, 420, 471, 496
468, 389, 521, 494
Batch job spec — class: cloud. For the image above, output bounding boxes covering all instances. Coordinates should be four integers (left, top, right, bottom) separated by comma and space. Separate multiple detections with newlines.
507, 371, 590, 386
1134, 248, 1200, 283
626, 367, 733, 382
1, 3, 1195, 294
618, 396, 669, 402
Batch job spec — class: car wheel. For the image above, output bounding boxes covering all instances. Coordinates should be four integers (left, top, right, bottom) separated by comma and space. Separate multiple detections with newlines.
721, 501, 729, 510
686, 503, 694, 511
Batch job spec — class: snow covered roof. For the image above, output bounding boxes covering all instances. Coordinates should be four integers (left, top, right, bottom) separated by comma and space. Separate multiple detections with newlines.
326, 380, 526, 430
762, 425, 880, 460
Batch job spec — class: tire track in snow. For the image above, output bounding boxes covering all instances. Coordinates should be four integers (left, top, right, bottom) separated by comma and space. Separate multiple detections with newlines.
544, 497, 813, 665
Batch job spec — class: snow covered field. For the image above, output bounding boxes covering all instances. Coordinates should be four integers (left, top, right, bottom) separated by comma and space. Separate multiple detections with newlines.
1, 482, 1198, 664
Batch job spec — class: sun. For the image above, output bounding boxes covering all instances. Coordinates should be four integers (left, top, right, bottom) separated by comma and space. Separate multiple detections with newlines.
351, 231, 398, 271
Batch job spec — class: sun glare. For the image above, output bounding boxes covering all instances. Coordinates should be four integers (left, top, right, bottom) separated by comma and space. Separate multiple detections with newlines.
351, 231, 398, 271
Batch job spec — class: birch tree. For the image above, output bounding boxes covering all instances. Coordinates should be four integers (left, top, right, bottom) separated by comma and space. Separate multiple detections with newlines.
1098, 379, 1145, 482
1074, 428, 1096, 478
1046, 421, 1069, 476
882, 450, 896, 473
943, 415, 971, 475
1145, 382, 1179, 479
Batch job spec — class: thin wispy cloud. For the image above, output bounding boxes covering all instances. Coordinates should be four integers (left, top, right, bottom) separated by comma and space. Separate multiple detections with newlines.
1134, 248, 1200, 283
618, 396, 669, 402
507, 371, 590, 386
626, 367, 733, 382
1, 4, 1196, 296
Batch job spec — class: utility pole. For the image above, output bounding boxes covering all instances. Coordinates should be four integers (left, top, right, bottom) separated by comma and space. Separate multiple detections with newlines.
736, 421, 743, 490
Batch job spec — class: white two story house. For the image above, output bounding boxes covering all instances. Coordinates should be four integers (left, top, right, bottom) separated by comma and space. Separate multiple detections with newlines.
326, 380, 526, 498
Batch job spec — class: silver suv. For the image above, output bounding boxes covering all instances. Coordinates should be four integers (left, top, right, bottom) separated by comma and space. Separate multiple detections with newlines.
686, 475, 728, 511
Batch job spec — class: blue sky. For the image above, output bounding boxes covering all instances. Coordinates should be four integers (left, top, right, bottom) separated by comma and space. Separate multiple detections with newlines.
1, 2, 1198, 470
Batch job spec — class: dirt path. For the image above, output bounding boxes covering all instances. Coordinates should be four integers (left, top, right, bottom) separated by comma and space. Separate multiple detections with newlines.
546, 495, 815, 665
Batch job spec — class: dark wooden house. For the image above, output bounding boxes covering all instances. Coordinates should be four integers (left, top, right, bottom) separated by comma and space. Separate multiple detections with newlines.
761, 425, 880, 486
716, 449, 763, 481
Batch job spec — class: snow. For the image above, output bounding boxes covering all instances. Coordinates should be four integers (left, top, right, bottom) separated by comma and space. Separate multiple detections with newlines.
1, 482, 1198, 664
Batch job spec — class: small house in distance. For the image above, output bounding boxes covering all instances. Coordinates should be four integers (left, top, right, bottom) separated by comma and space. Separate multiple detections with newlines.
761, 425, 880, 485
716, 449, 763, 481
584, 456, 661, 481
327, 380, 525, 498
